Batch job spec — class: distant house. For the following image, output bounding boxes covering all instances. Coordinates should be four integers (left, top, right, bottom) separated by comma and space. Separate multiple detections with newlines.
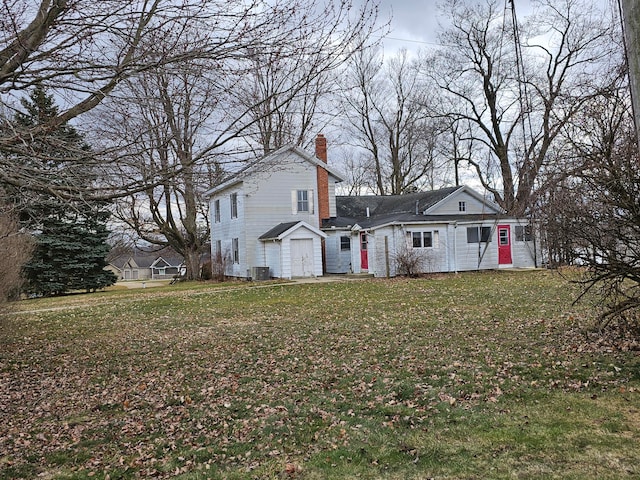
206, 135, 539, 279
108, 248, 186, 281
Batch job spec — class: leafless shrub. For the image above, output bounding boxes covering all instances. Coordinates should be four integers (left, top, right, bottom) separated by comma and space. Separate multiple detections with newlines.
210, 250, 230, 282
393, 244, 427, 277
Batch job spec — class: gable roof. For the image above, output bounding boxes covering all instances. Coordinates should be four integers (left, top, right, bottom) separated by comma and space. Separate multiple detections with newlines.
151, 256, 184, 269
324, 186, 507, 230
205, 144, 345, 197
259, 221, 327, 241
336, 186, 461, 218
109, 247, 184, 270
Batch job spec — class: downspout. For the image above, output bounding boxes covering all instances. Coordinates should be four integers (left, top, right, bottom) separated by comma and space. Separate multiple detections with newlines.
533, 222, 539, 267
453, 222, 458, 273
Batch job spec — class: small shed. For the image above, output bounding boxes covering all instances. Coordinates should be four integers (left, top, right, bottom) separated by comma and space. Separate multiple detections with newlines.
258, 221, 327, 279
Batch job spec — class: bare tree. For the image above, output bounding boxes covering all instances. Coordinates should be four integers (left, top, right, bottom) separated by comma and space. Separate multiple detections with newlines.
100, 63, 219, 280
230, 0, 382, 157
0, 0, 236, 199
566, 86, 640, 330
92, 0, 379, 279
1, 0, 379, 200
340, 48, 446, 195
430, 0, 618, 215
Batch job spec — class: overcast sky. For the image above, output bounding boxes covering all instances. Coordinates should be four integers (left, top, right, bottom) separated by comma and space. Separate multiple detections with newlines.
371, 0, 614, 55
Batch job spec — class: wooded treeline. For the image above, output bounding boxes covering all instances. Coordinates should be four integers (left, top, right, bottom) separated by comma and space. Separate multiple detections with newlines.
1, 0, 639, 328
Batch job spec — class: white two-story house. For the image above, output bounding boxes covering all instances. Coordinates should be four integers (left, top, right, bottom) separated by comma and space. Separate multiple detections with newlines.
205, 134, 344, 279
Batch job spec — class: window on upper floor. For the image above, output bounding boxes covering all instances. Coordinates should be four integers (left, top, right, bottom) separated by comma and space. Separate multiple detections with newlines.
467, 226, 492, 243
459, 201, 466, 212
214, 199, 220, 223
297, 190, 309, 212
292, 189, 314, 214
230, 193, 238, 219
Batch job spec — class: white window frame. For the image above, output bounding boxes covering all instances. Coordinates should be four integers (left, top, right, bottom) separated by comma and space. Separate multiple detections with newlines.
214, 199, 220, 223
410, 230, 438, 249
232, 238, 239, 264
467, 226, 492, 243
515, 225, 533, 242
297, 190, 309, 212
230, 193, 238, 219
291, 189, 314, 214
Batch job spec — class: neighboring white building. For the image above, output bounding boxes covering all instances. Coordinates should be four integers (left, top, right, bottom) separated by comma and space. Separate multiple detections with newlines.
323, 186, 539, 277
206, 135, 539, 279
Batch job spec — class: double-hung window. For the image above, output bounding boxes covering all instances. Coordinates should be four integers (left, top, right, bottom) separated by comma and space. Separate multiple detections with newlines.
515, 225, 533, 242
411, 231, 438, 248
232, 238, 239, 264
230, 193, 238, 219
467, 226, 492, 243
297, 190, 309, 212
292, 189, 313, 214
214, 199, 221, 223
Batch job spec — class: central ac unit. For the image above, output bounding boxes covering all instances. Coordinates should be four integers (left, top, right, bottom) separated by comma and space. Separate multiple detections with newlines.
250, 266, 270, 281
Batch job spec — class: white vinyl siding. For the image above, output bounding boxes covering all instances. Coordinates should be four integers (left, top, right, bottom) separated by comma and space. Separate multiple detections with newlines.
210, 149, 326, 277
324, 232, 353, 274
429, 190, 501, 216
243, 151, 319, 270
209, 184, 245, 277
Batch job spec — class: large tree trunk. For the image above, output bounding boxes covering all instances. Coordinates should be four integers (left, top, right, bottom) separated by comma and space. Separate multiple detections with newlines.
622, 0, 640, 139
183, 247, 201, 281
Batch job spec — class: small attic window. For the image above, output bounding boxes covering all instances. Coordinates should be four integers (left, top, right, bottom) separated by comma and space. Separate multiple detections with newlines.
459, 201, 466, 212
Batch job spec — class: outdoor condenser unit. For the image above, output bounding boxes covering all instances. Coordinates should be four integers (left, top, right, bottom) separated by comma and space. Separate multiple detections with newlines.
250, 266, 270, 281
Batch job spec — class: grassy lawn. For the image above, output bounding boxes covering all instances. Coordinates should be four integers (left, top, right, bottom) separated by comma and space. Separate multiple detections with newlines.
1, 270, 639, 479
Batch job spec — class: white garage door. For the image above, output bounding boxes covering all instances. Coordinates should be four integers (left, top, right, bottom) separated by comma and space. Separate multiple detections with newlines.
290, 239, 314, 277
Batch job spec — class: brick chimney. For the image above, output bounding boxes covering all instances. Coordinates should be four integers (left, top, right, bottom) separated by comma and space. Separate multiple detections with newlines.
315, 134, 330, 226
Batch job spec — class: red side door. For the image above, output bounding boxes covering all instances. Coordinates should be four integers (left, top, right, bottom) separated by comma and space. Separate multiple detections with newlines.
498, 225, 512, 265
360, 232, 369, 270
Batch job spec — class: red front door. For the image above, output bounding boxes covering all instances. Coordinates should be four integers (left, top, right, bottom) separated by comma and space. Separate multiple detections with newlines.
360, 232, 369, 270
498, 225, 512, 265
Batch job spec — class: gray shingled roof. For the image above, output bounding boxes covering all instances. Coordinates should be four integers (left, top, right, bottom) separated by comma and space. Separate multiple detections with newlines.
336, 187, 460, 218
323, 187, 504, 229
109, 247, 184, 269
259, 221, 301, 240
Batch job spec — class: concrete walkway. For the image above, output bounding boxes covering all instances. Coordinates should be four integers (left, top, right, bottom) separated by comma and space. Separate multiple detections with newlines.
115, 274, 372, 289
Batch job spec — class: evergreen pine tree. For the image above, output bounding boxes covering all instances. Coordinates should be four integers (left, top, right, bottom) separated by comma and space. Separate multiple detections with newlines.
4, 85, 117, 295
